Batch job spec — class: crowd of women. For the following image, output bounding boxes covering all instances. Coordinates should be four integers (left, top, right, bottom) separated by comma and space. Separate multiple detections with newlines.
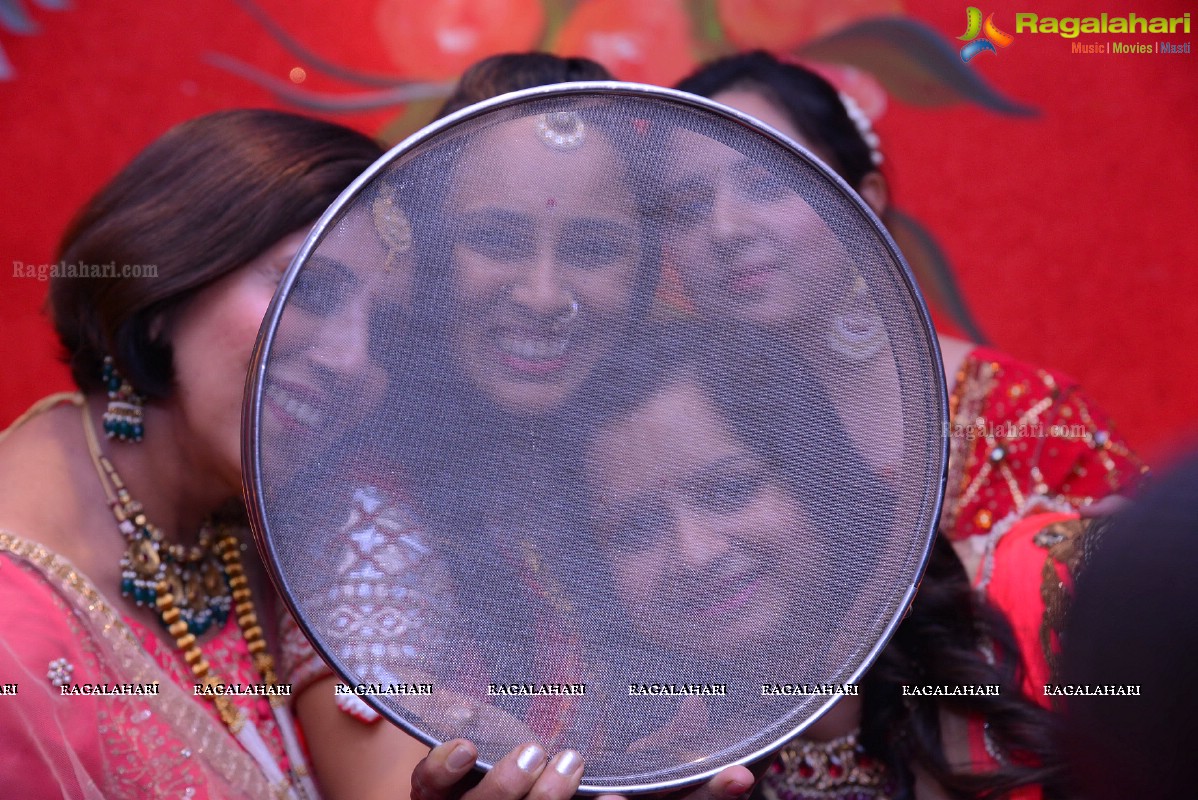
0, 48, 1153, 800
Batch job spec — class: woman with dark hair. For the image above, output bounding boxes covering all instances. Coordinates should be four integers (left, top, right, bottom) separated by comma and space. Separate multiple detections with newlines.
577, 321, 886, 760
436, 51, 613, 118
673, 45, 1147, 680
656, 49, 1121, 799
673, 50, 1144, 567
0, 108, 398, 798
285, 53, 755, 800
583, 322, 1064, 799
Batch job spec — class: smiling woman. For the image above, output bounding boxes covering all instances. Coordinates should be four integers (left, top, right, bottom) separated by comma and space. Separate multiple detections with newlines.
257, 58, 951, 800
0, 109, 387, 799
587, 376, 817, 654
662, 124, 851, 328
567, 319, 894, 767
258, 206, 405, 465
267, 53, 760, 800
273, 88, 668, 773
444, 113, 644, 414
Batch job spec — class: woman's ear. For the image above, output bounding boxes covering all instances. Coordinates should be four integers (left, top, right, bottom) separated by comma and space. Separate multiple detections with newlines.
148, 311, 172, 347
858, 171, 889, 217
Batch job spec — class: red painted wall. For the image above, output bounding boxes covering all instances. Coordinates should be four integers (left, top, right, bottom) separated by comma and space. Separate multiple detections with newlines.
882, 0, 1197, 467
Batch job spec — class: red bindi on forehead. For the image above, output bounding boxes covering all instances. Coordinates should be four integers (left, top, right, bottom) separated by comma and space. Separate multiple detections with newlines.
546, 198, 557, 209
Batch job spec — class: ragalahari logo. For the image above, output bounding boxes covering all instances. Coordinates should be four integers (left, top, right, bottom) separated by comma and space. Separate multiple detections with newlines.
958, 7, 1014, 62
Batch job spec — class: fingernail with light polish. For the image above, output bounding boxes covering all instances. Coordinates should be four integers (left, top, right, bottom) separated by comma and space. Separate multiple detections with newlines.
447, 742, 476, 771
552, 749, 582, 776
517, 744, 546, 772
725, 780, 752, 797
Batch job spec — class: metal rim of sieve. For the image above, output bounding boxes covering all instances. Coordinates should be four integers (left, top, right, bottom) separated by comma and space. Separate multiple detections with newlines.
243, 81, 949, 795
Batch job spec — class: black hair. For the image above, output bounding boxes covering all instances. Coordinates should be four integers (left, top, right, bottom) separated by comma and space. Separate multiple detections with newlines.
1061, 453, 1198, 800
436, 52, 612, 118
862, 533, 1066, 799
581, 318, 1064, 796
570, 319, 889, 754
51, 109, 382, 399
675, 50, 877, 190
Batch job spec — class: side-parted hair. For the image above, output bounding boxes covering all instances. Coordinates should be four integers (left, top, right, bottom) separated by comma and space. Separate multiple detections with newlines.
51, 109, 383, 399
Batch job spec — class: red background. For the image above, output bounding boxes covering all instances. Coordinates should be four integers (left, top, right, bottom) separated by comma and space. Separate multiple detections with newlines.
1, 0, 1194, 466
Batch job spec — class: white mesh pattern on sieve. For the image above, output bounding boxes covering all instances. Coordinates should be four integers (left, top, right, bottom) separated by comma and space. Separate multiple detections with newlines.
246, 85, 945, 793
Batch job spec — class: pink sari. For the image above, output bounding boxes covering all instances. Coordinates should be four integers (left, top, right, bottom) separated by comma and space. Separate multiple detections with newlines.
0, 532, 281, 799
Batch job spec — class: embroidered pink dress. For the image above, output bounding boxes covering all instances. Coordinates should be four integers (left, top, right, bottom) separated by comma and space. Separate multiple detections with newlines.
0, 532, 290, 799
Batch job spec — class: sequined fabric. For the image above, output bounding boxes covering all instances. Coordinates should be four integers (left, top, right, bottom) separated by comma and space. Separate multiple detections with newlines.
760, 732, 895, 800
943, 347, 1145, 541
129, 601, 288, 771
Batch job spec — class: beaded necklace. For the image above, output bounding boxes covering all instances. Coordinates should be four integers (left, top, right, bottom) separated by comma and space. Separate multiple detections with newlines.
81, 403, 320, 800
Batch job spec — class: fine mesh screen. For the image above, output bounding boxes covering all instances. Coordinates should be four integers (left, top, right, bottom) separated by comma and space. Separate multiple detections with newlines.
245, 84, 946, 793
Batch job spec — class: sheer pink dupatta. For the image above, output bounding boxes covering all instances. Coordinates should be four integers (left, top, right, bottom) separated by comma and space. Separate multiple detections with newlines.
0, 532, 276, 799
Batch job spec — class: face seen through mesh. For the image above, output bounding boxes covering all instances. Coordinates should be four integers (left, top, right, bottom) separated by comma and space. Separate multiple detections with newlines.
250, 86, 945, 793
587, 377, 814, 655
663, 128, 846, 327
264, 209, 407, 469
448, 116, 642, 414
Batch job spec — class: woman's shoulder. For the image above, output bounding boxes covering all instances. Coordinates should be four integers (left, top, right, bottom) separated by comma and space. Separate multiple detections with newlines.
955, 345, 1129, 430
945, 346, 1145, 540
0, 531, 122, 659
0, 392, 84, 447
0, 395, 111, 563
0, 395, 79, 509
955, 344, 1079, 401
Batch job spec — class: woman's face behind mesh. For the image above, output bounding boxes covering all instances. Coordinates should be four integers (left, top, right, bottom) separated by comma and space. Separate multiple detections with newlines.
447, 116, 641, 415
587, 378, 811, 654
260, 209, 409, 479
661, 123, 847, 328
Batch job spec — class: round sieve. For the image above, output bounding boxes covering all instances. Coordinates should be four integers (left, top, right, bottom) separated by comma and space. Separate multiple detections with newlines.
244, 83, 947, 794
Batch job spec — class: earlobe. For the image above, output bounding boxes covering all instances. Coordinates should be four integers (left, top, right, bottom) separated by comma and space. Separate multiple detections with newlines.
147, 312, 175, 352
858, 172, 889, 218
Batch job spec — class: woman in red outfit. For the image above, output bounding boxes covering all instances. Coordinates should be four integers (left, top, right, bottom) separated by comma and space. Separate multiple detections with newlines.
673, 51, 1144, 568
665, 50, 1145, 799
673, 48, 1146, 701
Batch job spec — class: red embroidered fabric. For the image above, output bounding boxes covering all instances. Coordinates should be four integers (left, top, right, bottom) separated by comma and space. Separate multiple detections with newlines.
127, 611, 289, 768
943, 347, 1145, 540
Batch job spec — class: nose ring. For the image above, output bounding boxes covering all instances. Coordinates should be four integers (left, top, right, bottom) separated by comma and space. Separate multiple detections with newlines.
559, 297, 580, 323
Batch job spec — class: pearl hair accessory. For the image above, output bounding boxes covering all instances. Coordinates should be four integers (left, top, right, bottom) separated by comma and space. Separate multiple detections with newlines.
839, 92, 883, 166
